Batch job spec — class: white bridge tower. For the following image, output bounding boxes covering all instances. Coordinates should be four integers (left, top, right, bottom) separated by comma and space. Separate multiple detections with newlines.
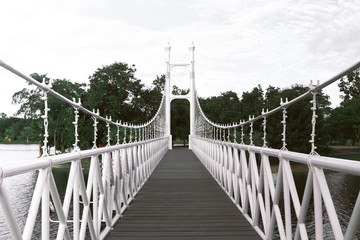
165, 43, 196, 150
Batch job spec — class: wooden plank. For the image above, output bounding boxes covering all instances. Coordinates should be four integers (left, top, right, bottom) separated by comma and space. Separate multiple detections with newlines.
106, 148, 261, 240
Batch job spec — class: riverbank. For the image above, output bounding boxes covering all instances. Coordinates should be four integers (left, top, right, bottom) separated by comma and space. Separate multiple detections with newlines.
329, 145, 360, 161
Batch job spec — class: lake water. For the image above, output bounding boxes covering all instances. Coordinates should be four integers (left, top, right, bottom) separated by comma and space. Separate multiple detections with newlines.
0, 144, 39, 240
282, 169, 360, 239
0, 144, 359, 239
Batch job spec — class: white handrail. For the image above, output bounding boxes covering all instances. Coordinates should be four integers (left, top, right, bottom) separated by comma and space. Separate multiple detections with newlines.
1, 137, 168, 178
191, 136, 360, 240
0, 59, 170, 239
0, 137, 169, 239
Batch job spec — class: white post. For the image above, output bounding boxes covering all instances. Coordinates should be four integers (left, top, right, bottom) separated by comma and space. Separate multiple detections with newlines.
0, 168, 22, 240
189, 42, 195, 149
165, 43, 172, 149
42, 170, 50, 240
73, 162, 80, 240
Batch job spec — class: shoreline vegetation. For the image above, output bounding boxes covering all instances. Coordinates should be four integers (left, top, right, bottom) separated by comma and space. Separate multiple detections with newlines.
0, 61, 359, 157
0, 141, 39, 145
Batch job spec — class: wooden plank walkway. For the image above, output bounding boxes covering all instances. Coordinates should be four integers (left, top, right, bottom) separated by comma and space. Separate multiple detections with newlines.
106, 147, 261, 240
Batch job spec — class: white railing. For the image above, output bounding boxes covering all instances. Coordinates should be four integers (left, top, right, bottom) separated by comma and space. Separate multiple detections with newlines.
0, 137, 168, 240
191, 136, 360, 240
0, 60, 170, 239
192, 59, 360, 239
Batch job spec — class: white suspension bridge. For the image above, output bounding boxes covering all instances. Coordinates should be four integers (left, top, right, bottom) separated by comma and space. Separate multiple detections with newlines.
0, 44, 359, 240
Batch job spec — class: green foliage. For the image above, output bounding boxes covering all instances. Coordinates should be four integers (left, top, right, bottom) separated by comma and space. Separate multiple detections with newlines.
11, 73, 87, 152
20, 126, 38, 142
12, 74, 44, 118
152, 75, 165, 92
86, 62, 144, 122
200, 84, 331, 154
85, 62, 143, 145
240, 85, 264, 119
171, 86, 190, 145
199, 86, 264, 145
10, 65, 165, 150
171, 99, 189, 145
265, 85, 331, 154
139, 75, 165, 121
338, 71, 360, 102
326, 69, 360, 147
7, 60, 335, 155
199, 91, 241, 124
84, 63, 164, 145
325, 97, 360, 147
49, 79, 86, 152
0, 117, 40, 143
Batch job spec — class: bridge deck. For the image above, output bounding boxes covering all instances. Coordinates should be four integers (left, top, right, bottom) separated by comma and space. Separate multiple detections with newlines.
106, 148, 261, 240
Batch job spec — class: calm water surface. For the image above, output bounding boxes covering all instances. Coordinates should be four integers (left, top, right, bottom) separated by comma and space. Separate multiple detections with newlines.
286, 169, 360, 239
0, 144, 39, 240
0, 145, 85, 239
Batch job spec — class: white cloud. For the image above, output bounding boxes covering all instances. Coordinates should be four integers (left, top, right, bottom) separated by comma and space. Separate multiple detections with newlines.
0, 0, 359, 117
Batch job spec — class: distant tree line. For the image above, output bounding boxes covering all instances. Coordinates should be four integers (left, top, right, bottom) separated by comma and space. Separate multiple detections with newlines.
326, 71, 360, 147
0, 61, 359, 155
199, 85, 331, 154
199, 70, 360, 153
0, 114, 40, 144
1, 62, 166, 153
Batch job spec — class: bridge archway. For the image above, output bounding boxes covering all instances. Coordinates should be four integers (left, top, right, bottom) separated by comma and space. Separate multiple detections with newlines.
170, 99, 190, 146
164, 43, 196, 149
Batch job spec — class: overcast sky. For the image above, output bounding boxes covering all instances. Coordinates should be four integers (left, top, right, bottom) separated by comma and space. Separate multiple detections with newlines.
1, 0, 359, 116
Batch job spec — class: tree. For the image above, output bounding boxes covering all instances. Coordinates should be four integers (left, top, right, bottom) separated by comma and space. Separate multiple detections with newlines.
4, 126, 16, 142
239, 85, 265, 145
199, 87, 264, 145
199, 84, 330, 153
171, 86, 190, 145
47, 79, 86, 152
20, 125, 38, 143
326, 97, 360, 146
152, 74, 165, 92
12, 73, 86, 153
338, 70, 360, 102
0, 115, 10, 141
325, 69, 360, 147
199, 91, 241, 124
139, 75, 165, 121
86, 62, 144, 121
264, 84, 331, 153
171, 100, 190, 145
240, 85, 264, 119
12, 74, 44, 118
0, 117, 40, 143
10, 64, 166, 150
264, 86, 282, 148
85, 62, 145, 144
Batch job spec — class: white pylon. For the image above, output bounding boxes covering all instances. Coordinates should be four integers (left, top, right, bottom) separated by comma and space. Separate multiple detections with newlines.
164, 42, 196, 150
